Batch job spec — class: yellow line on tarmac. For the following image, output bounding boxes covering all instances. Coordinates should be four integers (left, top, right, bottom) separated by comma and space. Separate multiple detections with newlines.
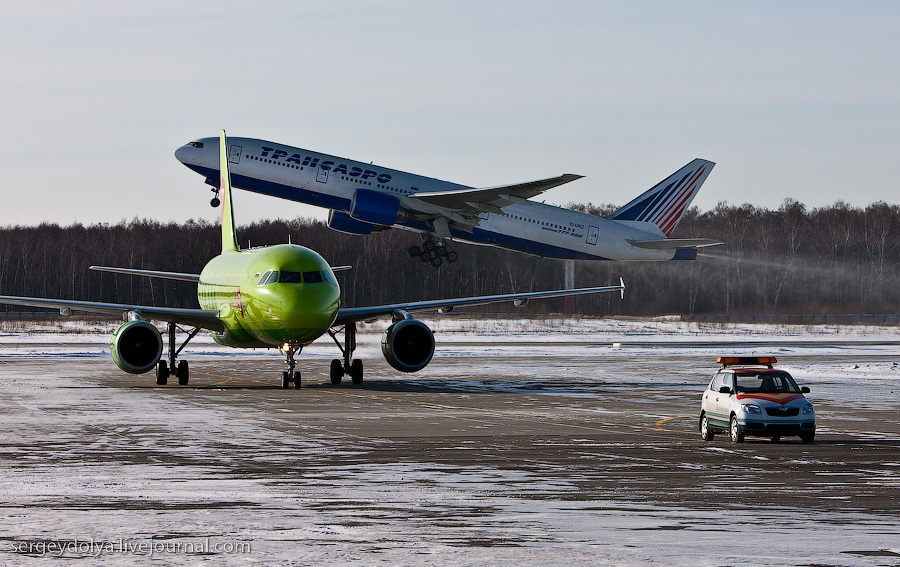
320, 388, 695, 435
190, 369, 696, 435
655, 416, 693, 429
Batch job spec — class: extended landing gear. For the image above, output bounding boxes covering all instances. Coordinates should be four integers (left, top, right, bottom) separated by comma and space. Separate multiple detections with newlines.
327, 322, 364, 385
210, 187, 221, 208
156, 323, 201, 386
408, 238, 458, 268
281, 344, 302, 389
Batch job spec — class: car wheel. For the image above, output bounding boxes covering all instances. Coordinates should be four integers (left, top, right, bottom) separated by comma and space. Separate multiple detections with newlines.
729, 415, 744, 443
770, 436, 781, 443
800, 432, 815, 444
699, 413, 714, 441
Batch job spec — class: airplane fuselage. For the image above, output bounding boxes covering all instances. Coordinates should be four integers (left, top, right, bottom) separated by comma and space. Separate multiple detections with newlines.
176, 137, 690, 262
198, 244, 340, 348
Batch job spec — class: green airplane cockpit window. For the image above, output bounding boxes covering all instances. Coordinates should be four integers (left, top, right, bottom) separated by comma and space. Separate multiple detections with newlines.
258, 270, 279, 286
302, 271, 323, 284
258, 269, 337, 286
279, 271, 303, 284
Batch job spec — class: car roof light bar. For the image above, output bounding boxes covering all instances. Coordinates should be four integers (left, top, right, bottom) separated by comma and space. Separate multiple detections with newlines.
717, 356, 777, 369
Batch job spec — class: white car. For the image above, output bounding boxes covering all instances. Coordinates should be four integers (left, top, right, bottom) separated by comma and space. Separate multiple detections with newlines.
699, 357, 815, 443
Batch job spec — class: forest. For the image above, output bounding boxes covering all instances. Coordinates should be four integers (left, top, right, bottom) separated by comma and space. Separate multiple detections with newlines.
1, 199, 899, 318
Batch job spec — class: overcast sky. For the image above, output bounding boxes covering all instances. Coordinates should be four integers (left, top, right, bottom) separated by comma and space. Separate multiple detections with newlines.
2, 1, 898, 226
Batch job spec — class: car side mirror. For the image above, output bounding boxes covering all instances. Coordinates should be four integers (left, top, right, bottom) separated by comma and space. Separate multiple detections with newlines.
801, 386, 810, 393
719, 386, 732, 394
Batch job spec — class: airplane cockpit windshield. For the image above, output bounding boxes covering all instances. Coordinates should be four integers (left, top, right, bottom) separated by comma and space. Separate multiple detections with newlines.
257, 269, 337, 286
187, 141, 204, 148
279, 271, 303, 284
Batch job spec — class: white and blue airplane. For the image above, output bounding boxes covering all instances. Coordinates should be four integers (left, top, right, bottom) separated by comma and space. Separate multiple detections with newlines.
175, 136, 720, 267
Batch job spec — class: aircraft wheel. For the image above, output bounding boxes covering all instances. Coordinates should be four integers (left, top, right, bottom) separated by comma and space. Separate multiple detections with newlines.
293, 371, 302, 389
729, 415, 744, 443
420, 251, 433, 262
177, 360, 189, 386
330, 359, 344, 384
281, 371, 290, 389
210, 197, 221, 208
156, 361, 169, 385
446, 251, 458, 262
435, 246, 446, 257
770, 435, 781, 443
351, 359, 364, 384
423, 240, 436, 252
408, 245, 421, 257
431, 256, 443, 268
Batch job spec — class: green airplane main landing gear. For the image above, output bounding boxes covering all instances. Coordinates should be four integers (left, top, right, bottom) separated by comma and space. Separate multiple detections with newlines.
327, 322, 364, 385
156, 323, 200, 386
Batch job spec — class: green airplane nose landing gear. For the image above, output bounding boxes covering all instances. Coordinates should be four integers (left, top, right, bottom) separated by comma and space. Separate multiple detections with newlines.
281, 343, 302, 389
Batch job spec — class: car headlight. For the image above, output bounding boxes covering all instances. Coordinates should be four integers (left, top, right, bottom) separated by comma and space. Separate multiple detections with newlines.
740, 404, 762, 415
802, 403, 814, 415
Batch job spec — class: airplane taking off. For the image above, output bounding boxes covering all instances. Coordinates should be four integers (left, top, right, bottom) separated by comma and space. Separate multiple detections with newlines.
0, 131, 624, 388
175, 136, 720, 267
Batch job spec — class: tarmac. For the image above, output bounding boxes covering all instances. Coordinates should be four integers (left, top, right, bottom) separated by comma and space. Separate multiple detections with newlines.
1, 342, 899, 565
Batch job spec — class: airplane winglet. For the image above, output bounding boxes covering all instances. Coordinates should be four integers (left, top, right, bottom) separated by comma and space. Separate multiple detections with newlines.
619, 277, 625, 300
219, 129, 240, 253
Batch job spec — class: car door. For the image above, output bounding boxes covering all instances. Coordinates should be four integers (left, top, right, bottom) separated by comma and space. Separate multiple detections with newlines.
712, 372, 736, 426
706, 371, 733, 428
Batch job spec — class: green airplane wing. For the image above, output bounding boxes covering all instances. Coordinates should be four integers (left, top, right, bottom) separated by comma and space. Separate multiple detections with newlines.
333, 279, 625, 326
0, 296, 223, 332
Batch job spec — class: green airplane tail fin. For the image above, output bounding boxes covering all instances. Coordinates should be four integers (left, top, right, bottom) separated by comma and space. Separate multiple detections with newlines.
219, 129, 240, 253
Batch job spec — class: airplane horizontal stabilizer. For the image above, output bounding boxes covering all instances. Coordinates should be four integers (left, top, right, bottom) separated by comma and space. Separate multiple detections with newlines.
90, 266, 200, 282
626, 238, 723, 250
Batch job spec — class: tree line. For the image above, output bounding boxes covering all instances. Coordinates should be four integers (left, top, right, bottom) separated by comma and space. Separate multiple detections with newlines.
1, 199, 899, 317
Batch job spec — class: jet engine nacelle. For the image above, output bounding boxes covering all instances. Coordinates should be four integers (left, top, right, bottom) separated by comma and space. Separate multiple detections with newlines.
328, 210, 375, 236
110, 320, 163, 374
350, 189, 400, 226
381, 318, 435, 373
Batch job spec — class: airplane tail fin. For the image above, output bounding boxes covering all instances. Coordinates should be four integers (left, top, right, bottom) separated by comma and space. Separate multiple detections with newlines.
608, 159, 714, 237
219, 129, 240, 253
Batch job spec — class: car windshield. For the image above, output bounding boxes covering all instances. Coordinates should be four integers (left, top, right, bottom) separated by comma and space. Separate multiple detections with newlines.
735, 372, 801, 394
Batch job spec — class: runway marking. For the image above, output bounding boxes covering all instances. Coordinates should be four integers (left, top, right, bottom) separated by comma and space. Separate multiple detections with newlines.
655, 416, 692, 429
189, 370, 696, 435
318, 388, 694, 436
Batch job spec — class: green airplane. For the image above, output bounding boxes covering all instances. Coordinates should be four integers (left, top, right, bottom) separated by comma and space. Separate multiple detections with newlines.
0, 131, 624, 389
